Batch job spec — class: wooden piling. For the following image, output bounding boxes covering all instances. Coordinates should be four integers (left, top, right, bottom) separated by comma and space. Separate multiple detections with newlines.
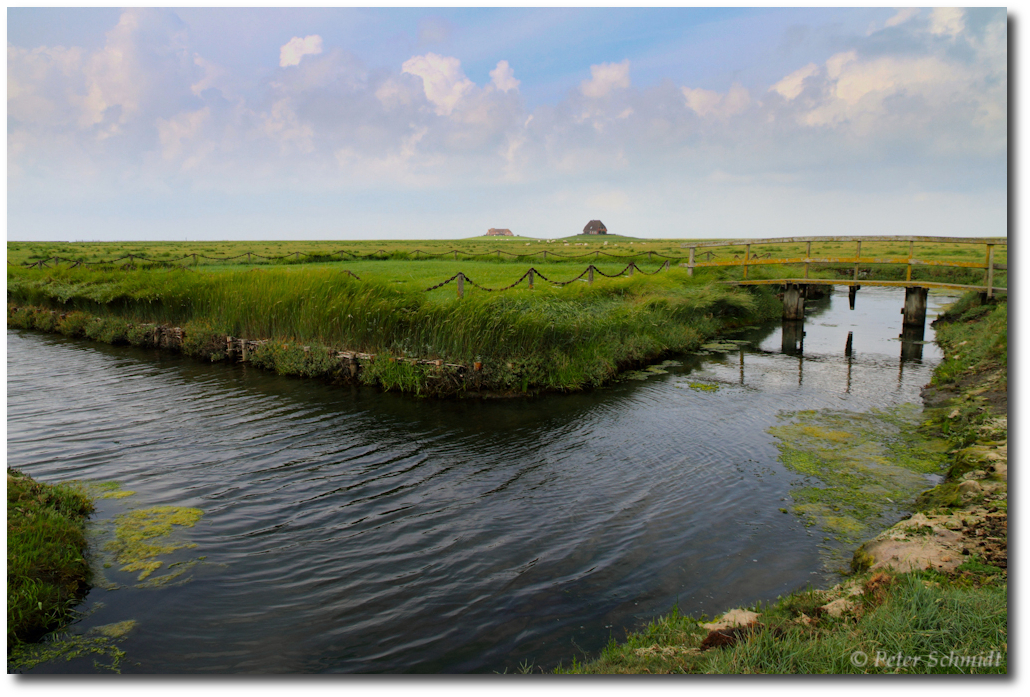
804, 241, 811, 279
902, 286, 928, 327
986, 244, 995, 298
588, 266, 594, 285
688, 247, 695, 277
782, 283, 806, 320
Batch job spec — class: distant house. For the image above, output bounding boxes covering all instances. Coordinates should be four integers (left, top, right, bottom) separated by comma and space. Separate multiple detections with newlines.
583, 220, 608, 235
487, 228, 514, 236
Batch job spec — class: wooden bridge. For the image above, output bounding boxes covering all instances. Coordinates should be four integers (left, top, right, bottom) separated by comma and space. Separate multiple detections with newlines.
679, 235, 1007, 325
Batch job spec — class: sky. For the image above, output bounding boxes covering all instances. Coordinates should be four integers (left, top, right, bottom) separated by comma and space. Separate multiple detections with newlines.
6, 6, 1009, 241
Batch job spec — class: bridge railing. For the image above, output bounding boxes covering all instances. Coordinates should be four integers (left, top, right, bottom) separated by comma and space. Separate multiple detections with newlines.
679, 235, 1007, 297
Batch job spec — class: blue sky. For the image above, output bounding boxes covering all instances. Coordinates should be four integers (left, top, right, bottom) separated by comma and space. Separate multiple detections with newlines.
7, 7, 1008, 240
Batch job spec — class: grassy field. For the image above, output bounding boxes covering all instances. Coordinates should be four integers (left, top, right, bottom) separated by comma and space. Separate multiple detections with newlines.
6, 235, 1006, 395
7, 235, 1007, 291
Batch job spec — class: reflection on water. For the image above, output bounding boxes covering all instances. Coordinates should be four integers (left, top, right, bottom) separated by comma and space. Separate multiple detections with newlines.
6, 286, 958, 673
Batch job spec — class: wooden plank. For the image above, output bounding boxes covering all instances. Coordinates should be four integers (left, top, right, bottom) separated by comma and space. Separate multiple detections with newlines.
679, 235, 1007, 248
727, 278, 1008, 292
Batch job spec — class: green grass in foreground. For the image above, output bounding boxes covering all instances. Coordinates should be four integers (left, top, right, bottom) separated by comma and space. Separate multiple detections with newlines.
7, 263, 780, 394
555, 568, 1006, 674
7, 469, 94, 646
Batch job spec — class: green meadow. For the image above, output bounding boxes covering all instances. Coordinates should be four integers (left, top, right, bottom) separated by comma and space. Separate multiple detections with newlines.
6, 235, 1006, 395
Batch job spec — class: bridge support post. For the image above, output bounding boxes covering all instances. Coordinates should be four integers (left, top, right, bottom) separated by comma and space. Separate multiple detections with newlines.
782, 283, 807, 320
902, 286, 927, 327
781, 320, 804, 356
848, 284, 860, 310
900, 323, 925, 362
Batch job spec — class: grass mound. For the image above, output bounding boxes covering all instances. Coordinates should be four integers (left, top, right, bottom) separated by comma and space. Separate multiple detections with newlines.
7, 469, 94, 645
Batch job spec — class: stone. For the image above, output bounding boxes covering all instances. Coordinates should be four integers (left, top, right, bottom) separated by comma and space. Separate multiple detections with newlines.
819, 598, 856, 618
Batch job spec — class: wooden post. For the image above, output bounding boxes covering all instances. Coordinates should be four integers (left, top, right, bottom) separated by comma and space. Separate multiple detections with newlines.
497, 250, 500, 258
648, 250, 653, 261
543, 250, 547, 261
193, 253, 198, 265
848, 284, 860, 310
804, 241, 811, 279
986, 244, 995, 298
906, 240, 913, 282
627, 264, 634, 277
853, 241, 861, 283
743, 244, 750, 280
783, 283, 806, 320
664, 260, 670, 271
453, 250, 457, 260
588, 266, 594, 285
528, 268, 534, 289
688, 247, 695, 277
903, 286, 928, 327
247, 252, 252, 263
457, 273, 464, 298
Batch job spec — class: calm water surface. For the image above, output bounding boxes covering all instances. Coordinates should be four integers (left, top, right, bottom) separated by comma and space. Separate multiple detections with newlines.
7, 287, 957, 673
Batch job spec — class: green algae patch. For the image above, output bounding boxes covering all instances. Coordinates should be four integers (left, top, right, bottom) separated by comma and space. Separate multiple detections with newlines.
104, 506, 204, 582
769, 404, 949, 567
90, 619, 137, 639
8, 621, 134, 673
101, 490, 136, 499
686, 381, 720, 392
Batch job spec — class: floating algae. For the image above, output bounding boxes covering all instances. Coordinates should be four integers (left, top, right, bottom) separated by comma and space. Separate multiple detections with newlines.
619, 360, 682, 381
700, 339, 749, 352
8, 620, 136, 673
686, 382, 720, 392
105, 506, 204, 581
769, 404, 949, 569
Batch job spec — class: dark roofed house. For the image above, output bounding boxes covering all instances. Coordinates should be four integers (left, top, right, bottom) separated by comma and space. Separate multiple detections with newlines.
583, 220, 608, 235
487, 228, 514, 236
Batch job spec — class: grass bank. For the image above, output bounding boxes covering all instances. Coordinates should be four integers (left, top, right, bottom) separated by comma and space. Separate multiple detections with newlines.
7, 470, 94, 647
556, 291, 1007, 674
7, 264, 780, 396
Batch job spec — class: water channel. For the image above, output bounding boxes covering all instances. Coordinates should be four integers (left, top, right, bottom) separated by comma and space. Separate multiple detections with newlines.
7, 286, 958, 673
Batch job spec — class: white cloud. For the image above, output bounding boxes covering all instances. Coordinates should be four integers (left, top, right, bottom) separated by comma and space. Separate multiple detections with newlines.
490, 60, 520, 93
770, 63, 819, 100
402, 53, 474, 115
682, 83, 751, 118
929, 8, 965, 38
279, 35, 323, 68
580, 60, 630, 98
885, 8, 921, 29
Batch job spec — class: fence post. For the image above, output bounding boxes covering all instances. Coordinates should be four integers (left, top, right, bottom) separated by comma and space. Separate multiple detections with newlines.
193, 253, 197, 265
247, 252, 252, 264
543, 250, 547, 261
986, 244, 995, 298
528, 268, 534, 289
497, 250, 500, 259
688, 246, 695, 277
744, 244, 750, 280
804, 241, 811, 279
627, 264, 634, 277
853, 241, 861, 283
664, 260, 670, 271
588, 266, 594, 285
453, 250, 457, 260
907, 240, 914, 282
457, 273, 464, 299
649, 250, 653, 261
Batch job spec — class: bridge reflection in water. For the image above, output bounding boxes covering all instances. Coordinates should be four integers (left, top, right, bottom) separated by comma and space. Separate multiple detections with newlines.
731, 285, 945, 393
